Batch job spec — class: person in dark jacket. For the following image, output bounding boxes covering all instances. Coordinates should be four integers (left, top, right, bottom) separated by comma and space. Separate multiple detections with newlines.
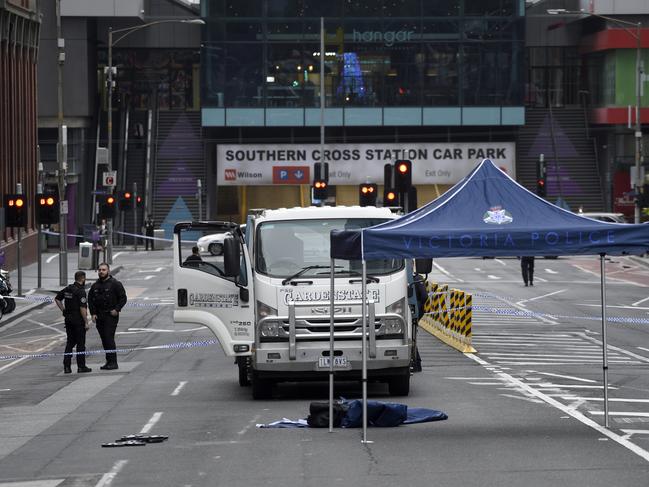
521, 256, 535, 287
88, 263, 127, 370
183, 246, 203, 266
55, 271, 92, 374
144, 215, 155, 251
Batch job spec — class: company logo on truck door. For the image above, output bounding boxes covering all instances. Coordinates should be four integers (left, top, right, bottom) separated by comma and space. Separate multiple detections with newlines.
281, 289, 380, 305
189, 292, 239, 308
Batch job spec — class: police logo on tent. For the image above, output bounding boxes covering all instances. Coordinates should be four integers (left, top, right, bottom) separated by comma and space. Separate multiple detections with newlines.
483, 207, 513, 225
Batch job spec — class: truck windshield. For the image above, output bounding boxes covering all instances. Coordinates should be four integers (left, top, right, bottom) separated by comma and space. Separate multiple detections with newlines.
256, 218, 403, 278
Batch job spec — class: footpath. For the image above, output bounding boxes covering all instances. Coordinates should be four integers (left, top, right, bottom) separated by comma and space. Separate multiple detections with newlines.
0, 247, 166, 325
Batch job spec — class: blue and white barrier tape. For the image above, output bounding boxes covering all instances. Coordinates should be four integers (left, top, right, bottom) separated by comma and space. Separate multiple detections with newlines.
0, 339, 218, 362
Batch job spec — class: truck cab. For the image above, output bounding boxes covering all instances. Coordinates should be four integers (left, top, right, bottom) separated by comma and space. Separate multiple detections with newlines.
173, 206, 414, 399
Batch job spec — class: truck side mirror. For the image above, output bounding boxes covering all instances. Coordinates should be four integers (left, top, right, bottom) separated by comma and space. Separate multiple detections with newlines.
223, 235, 241, 277
415, 258, 432, 275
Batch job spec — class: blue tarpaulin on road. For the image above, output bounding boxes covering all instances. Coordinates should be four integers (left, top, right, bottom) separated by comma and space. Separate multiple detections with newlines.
330, 159, 649, 260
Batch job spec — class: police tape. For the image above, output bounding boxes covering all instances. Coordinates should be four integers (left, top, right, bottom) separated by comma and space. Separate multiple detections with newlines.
1, 293, 170, 309
0, 339, 219, 362
43, 229, 174, 243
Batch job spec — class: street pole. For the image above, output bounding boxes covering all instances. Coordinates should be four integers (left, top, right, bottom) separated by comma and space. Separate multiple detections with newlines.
133, 182, 138, 251
319, 16, 325, 207
37, 154, 43, 289
16, 183, 23, 297
197, 178, 203, 220
634, 21, 643, 224
56, 0, 68, 286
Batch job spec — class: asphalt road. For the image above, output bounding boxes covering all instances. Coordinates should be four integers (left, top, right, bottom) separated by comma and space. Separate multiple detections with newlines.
1, 251, 649, 486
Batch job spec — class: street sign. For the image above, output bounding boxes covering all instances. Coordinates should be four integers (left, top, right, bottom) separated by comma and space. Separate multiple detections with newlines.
60, 200, 69, 215
97, 147, 109, 166
103, 171, 117, 187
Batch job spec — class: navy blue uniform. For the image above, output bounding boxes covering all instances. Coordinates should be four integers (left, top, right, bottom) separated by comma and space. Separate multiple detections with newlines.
55, 282, 88, 369
521, 256, 535, 286
88, 275, 127, 367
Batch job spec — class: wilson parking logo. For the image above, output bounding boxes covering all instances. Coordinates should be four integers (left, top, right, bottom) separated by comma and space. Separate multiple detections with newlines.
224, 169, 237, 181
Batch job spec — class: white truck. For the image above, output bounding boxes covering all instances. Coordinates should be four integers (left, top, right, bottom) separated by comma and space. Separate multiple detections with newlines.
173, 206, 425, 399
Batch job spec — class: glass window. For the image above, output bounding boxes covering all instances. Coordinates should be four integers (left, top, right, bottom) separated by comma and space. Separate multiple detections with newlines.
268, 0, 303, 17
343, 0, 383, 17
255, 219, 403, 278
303, 0, 342, 17
382, 0, 420, 17
465, 0, 514, 16
226, 0, 262, 17
422, 0, 459, 16
423, 44, 459, 105
225, 21, 263, 41
225, 44, 263, 107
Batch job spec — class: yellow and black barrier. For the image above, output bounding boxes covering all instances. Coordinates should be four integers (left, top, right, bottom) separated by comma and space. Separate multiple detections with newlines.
419, 280, 476, 353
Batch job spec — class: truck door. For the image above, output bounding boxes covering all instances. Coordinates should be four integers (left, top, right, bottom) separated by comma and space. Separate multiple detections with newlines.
173, 222, 254, 360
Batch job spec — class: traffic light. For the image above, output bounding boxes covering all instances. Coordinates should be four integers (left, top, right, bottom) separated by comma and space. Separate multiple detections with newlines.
118, 190, 133, 211
4, 194, 27, 227
384, 189, 399, 206
359, 183, 378, 207
36, 193, 59, 225
313, 180, 328, 200
394, 160, 412, 193
136, 195, 143, 208
536, 177, 546, 197
99, 194, 116, 219
313, 161, 329, 201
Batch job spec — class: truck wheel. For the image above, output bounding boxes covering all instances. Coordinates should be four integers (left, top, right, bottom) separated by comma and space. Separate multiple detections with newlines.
251, 373, 273, 400
388, 373, 410, 396
237, 357, 250, 387
4, 298, 15, 314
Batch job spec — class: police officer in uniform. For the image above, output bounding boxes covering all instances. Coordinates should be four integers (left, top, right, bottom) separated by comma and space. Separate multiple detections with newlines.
144, 215, 155, 251
88, 263, 127, 370
55, 271, 92, 374
521, 255, 535, 287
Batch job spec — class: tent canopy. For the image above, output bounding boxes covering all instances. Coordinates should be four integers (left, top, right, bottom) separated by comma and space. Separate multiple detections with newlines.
331, 159, 649, 260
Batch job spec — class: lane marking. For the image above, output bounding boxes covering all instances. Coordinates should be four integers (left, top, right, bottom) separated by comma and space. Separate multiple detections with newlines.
237, 415, 261, 436
577, 303, 649, 310
466, 353, 649, 463
535, 276, 548, 282
535, 383, 618, 390
138, 267, 164, 273
433, 261, 463, 282
516, 289, 566, 306
25, 289, 36, 295
638, 347, 649, 355
140, 412, 163, 434
621, 429, 649, 440
487, 275, 501, 280
564, 397, 649, 403
46, 254, 59, 264
171, 381, 188, 396
494, 259, 507, 266
95, 459, 128, 487
530, 372, 597, 383
113, 251, 126, 260
589, 412, 649, 417
631, 296, 649, 307
26, 319, 66, 337
544, 268, 558, 274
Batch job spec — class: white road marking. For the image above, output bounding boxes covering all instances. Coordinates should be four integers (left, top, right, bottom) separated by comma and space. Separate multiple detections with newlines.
562, 397, 649, 403
0, 338, 62, 375
516, 289, 566, 306
494, 259, 506, 266
621, 429, 649, 439
474, 268, 482, 272
499, 393, 544, 404
544, 268, 558, 274
577, 303, 649, 310
140, 412, 163, 434
531, 372, 597, 383
138, 267, 164, 273
487, 275, 501, 280
26, 319, 66, 337
535, 276, 548, 282
238, 415, 261, 436
433, 261, 463, 282
631, 296, 649, 307
0, 480, 65, 487
589, 411, 649, 417
25, 289, 36, 295
535, 383, 618, 390
467, 353, 649, 463
46, 254, 58, 264
113, 251, 126, 260
638, 347, 649, 355
171, 381, 188, 396
95, 459, 128, 487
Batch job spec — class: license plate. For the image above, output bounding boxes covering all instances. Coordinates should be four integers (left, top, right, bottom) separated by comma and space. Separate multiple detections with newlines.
318, 356, 348, 368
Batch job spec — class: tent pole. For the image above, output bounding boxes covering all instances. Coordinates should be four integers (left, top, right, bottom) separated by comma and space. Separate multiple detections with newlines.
361, 259, 369, 443
329, 258, 335, 433
600, 254, 609, 428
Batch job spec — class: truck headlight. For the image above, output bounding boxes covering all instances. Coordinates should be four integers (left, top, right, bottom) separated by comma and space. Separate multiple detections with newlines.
260, 321, 280, 337
384, 298, 406, 335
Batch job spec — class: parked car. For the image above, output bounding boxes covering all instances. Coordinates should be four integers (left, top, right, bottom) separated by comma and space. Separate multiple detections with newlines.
578, 212, 628, 223
196, 224, 246, 256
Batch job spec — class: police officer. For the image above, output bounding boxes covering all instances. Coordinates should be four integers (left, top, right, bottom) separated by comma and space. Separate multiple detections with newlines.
88, 262, 127, 370
521, 255, 535, 287
55, 271, 92, 374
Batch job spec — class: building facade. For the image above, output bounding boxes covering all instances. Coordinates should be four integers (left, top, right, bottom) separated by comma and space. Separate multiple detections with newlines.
0, 0, 40, 269
201, 0, 526, 220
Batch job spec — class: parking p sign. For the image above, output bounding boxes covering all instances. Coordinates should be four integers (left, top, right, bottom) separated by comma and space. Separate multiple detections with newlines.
103, 171, 117, 187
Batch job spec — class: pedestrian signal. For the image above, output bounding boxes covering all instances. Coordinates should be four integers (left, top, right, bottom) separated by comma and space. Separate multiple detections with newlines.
536, 178, 546, 197
4, 194, 27, 227
394, 160, 412, 193
359, 183, 378, 207
136, 195, 143, 208
36, 193, 59, 225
